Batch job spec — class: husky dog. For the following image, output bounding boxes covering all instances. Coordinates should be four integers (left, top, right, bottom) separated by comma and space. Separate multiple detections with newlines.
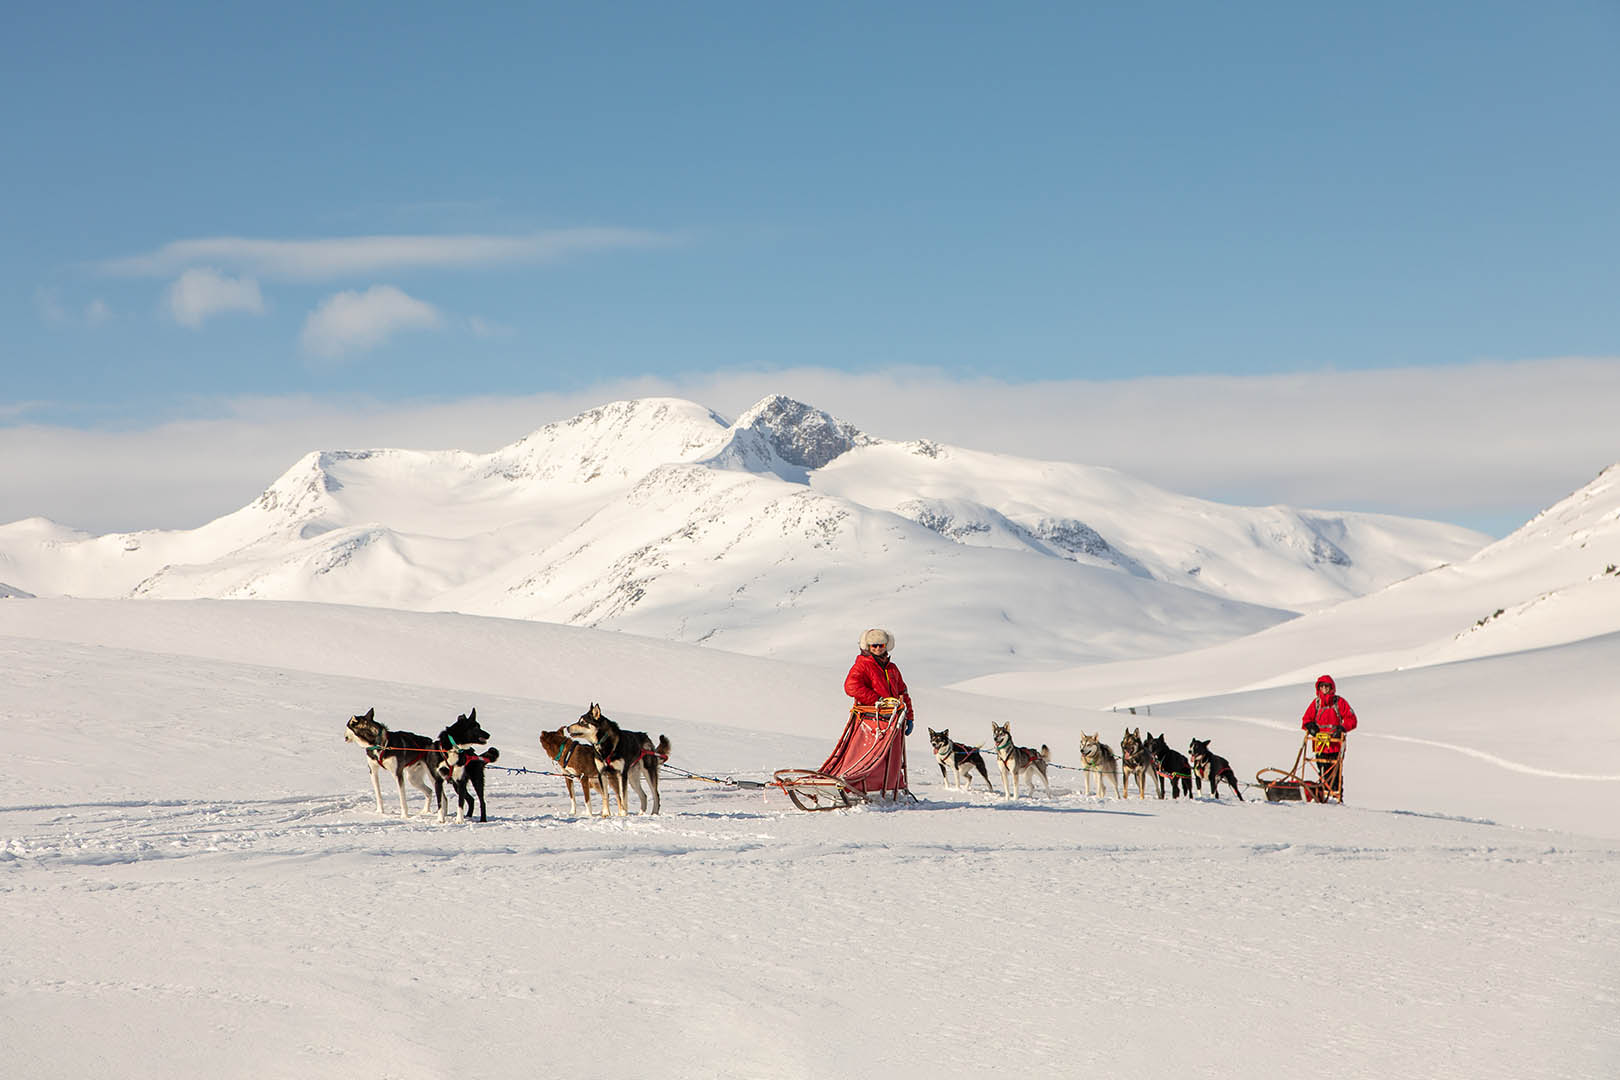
1078, 731, 1122, 798
439, 708, 491, 753
1143, 731, 1193, 799
927, 727, 993, 792
566, 704, 670, 816
989, 721, 1050, 798
438, 746, 499, 822
539, 726, 618, 818
344, 708, 445, 821
1119, 728, 1151, 799
1188, 738, 1244, 801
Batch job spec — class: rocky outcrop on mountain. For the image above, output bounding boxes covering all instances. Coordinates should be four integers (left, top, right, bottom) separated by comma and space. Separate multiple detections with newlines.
703, 396, 872, 482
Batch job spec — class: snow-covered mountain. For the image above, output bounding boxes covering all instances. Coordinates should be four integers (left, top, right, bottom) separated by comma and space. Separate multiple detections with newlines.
957, 464, 1620, 706
0, 394, 1486, 682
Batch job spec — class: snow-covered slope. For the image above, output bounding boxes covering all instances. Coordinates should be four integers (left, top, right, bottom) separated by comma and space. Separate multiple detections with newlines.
0, 395, 1485, 681
1, 599, 1615, 1080
957, 465, 1620, 708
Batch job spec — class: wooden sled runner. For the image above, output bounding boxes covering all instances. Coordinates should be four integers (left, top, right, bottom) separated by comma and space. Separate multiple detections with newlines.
1256, 732, 1348, 803
775, 699, 911, 812
772, 769, 863, 811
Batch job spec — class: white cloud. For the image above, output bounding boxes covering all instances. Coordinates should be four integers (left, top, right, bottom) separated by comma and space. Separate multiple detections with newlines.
165, 268, 266, 328
299, 285, 444, 358
1, 358, 1615, 536
85, 299, 112, 325
100, 228, 680, 281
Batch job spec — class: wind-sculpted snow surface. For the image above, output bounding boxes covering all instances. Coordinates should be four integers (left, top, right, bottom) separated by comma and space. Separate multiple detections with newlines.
0, 395, 1487, 680
0, 600, 1615, 1079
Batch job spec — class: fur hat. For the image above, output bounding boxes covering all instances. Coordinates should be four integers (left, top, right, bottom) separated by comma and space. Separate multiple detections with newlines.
859, 628, 895, 653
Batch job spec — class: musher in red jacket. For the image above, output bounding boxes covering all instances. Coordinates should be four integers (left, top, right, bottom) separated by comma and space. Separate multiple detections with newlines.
1302, 674, 1357, 798
844, 628, 916, 735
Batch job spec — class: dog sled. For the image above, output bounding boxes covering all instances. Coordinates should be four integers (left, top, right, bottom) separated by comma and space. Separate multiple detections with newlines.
773, 698, 911, 811
1255, 731, 1349, 803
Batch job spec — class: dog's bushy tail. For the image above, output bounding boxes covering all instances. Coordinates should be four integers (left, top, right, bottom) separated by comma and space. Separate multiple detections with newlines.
1039, 744, 1051, 761
482, 747, 500, 765
654, 735, 671, 767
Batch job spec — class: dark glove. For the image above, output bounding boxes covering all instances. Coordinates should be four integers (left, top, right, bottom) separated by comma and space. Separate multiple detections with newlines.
904, 718, 914, 736
1304, 720, 1319, 735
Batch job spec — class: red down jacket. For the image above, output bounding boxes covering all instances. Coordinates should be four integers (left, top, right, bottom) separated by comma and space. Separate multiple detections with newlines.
844, 653, 916, 723
1301, 674, 1357, 753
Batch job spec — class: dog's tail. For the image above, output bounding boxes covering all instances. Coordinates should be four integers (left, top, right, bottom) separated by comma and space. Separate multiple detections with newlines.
653, 735, 671, 768
482, 747, 500, 765
1039, 744, 1051, 761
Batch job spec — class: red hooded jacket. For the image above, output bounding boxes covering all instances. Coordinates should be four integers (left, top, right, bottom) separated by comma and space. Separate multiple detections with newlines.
1301, 674, 1357, 753
844, 653, 915, 722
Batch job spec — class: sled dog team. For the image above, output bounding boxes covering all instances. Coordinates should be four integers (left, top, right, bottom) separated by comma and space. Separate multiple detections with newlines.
345, 703, 669, 822
346, 706, 1240, 824
929, 724, 1243, 801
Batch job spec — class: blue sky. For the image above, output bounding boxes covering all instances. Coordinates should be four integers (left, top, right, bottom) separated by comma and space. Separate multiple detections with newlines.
3, 2, 1617, 533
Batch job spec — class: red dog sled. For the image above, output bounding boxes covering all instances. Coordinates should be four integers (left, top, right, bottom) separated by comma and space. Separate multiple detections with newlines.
774, 698, 911, 811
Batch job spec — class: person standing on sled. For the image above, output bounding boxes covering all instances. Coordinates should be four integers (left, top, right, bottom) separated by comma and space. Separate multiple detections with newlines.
811, 628, 915, 801
844, 628, 915, 736
1302, 674, 1357, 799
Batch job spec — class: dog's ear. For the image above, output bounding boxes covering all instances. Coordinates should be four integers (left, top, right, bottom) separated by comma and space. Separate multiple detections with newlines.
364, 707, 375, 721
467, 707, 476, 723
589, 703, 602, 720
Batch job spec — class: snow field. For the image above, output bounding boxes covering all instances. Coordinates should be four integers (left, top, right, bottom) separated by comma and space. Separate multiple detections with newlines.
2, 602, 1617, 1079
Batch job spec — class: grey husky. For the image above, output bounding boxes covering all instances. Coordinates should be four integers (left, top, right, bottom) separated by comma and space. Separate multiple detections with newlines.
1078, 731, 1122, 798
990, 721, 1050, 798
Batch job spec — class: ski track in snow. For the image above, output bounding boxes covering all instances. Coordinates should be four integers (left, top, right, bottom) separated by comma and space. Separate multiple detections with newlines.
1212, 714, 1620, 781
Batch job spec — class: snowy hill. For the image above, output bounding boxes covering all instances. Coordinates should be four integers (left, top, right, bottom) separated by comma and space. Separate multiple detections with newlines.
0, 394, 1485, 682
957, 465, 1620, 707
1, 598, 1615, 1079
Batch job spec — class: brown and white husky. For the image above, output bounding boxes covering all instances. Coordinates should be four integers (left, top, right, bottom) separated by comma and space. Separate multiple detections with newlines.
539, 726, 619, 818
1119, 727, 1151, 799
990, 721, 1050, 798
566, 704, 670, 816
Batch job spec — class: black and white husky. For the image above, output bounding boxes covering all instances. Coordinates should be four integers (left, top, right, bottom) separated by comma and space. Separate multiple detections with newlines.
1143, 731, 1193, 800
566, 703, 669, 816
1188, 738, 1244, 801
345, 708, 444, 821
990, 721, 1050, 798
438, 745, 499, 822
1078, 731, 1122, 798
344, 707, 489, 821
927, 727, 993, 792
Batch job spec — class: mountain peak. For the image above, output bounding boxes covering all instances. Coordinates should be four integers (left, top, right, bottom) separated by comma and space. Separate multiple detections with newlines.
728, 396, 872, 472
